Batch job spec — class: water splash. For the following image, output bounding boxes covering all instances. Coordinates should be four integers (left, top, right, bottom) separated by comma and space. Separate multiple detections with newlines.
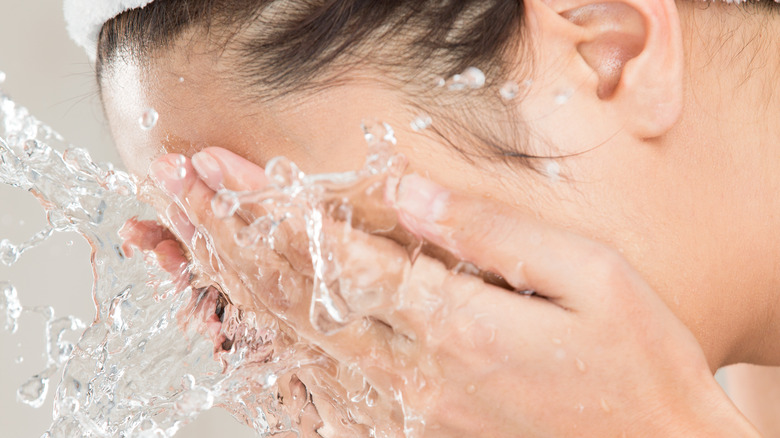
1, 84, 429, 436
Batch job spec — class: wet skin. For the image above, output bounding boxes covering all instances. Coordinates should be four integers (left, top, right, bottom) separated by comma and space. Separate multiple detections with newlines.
100, 0, 779, 435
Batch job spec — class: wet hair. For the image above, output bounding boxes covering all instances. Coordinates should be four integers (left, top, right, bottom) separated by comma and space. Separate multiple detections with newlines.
95, 1, 780, 164
97, 0, 537, 164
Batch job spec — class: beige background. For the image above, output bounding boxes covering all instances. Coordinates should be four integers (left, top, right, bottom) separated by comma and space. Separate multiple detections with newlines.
0, 0, 253, 436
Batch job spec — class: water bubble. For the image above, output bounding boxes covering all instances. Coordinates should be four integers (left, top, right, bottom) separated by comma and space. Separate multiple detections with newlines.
178, 77, 185, 83
554, 88, 574, 105
138, 108, 159, 131
500, 81, 520, 101
0, 71, 6, 84
447, 74, 467, 91
410, 115, 432, 132
0, 239, 20, 266
17, 375, 49, 408
462, 67, 486, 89
15, 355, 23, 364
212, 190, 240, 218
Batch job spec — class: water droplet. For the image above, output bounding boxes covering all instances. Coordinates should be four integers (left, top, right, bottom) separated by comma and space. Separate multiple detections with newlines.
0, 70, 6, 84
576, 357, 587, 373
461, 67, 486, 89
465, 384, 477, 394
178, 77, 185, 83
551, 337, 563, 345
17, 375, 49, 408
410, 115, 432, 132
0, 239, 20, 266
600, 397, 611, 413
24, 140, 51, 161
544, 160, 561, 183
262, 373, 278, 389
447, 74, 467, 91
361, 120, 397, 146
554, 88, 574, 105
1, 282, 22, 332
66, 240, 74, 247
212, 190, 240, 218
139, 108, 159, 130
433, 76, 445, 88
555, 348, 567, 360
500, 81, 520, 101
15, 355, 23, 364
576, 403, 585, 413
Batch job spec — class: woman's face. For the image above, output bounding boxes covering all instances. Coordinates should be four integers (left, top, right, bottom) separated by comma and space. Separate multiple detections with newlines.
100, 1, 780, 367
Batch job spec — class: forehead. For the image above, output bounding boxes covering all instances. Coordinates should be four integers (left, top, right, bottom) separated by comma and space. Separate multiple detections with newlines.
99, 49, 393, 179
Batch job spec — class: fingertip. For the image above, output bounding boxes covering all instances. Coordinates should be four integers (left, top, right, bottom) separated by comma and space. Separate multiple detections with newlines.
191, 151, 224, 191
166, 203, 196, 243
149, 153, 194, 198
396, 174, 449, 221
395, 174, 450, 238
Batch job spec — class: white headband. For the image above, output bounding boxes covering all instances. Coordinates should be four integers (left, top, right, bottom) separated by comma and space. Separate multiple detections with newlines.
63, 0, 156, 62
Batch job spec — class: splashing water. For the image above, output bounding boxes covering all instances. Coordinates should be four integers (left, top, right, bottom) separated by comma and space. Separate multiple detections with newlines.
0, 83, 433, 437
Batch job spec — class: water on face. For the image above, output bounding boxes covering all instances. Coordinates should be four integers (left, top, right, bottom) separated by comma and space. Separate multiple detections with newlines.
0, 86, 423, 437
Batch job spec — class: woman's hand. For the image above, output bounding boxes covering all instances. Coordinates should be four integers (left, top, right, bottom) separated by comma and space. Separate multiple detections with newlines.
148, 148, 759, 437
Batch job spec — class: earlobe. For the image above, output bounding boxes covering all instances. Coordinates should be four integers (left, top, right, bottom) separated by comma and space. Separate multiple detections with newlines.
543, 0, 684, 138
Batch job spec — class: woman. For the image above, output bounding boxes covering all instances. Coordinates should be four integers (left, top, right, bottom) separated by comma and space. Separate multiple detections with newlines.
65, 0, 778, 435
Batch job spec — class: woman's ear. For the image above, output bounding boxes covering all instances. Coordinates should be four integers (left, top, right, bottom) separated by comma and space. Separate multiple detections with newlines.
533, 0, 684, 139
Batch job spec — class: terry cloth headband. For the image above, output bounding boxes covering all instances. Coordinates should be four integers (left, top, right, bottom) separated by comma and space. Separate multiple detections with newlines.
64, 0, 156, 62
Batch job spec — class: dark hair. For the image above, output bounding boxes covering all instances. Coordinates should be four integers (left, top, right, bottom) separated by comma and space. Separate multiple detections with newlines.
97, 0, 542, 164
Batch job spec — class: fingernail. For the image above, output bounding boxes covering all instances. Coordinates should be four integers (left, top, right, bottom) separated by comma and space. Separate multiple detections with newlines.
150, 155, 187, 197
396, 174, 449, 232
191, 151, 223, 190
166, 203, 195, 242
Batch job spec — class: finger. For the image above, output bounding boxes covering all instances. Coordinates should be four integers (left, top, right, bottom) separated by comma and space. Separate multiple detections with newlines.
191, 147, 312, 274
118, 217, 177, 257
393, 174, 620, 308
191, 147, 269, 192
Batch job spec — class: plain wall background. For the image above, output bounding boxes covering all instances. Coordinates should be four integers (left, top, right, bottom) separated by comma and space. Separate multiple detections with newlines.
0, 0, 253, 436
